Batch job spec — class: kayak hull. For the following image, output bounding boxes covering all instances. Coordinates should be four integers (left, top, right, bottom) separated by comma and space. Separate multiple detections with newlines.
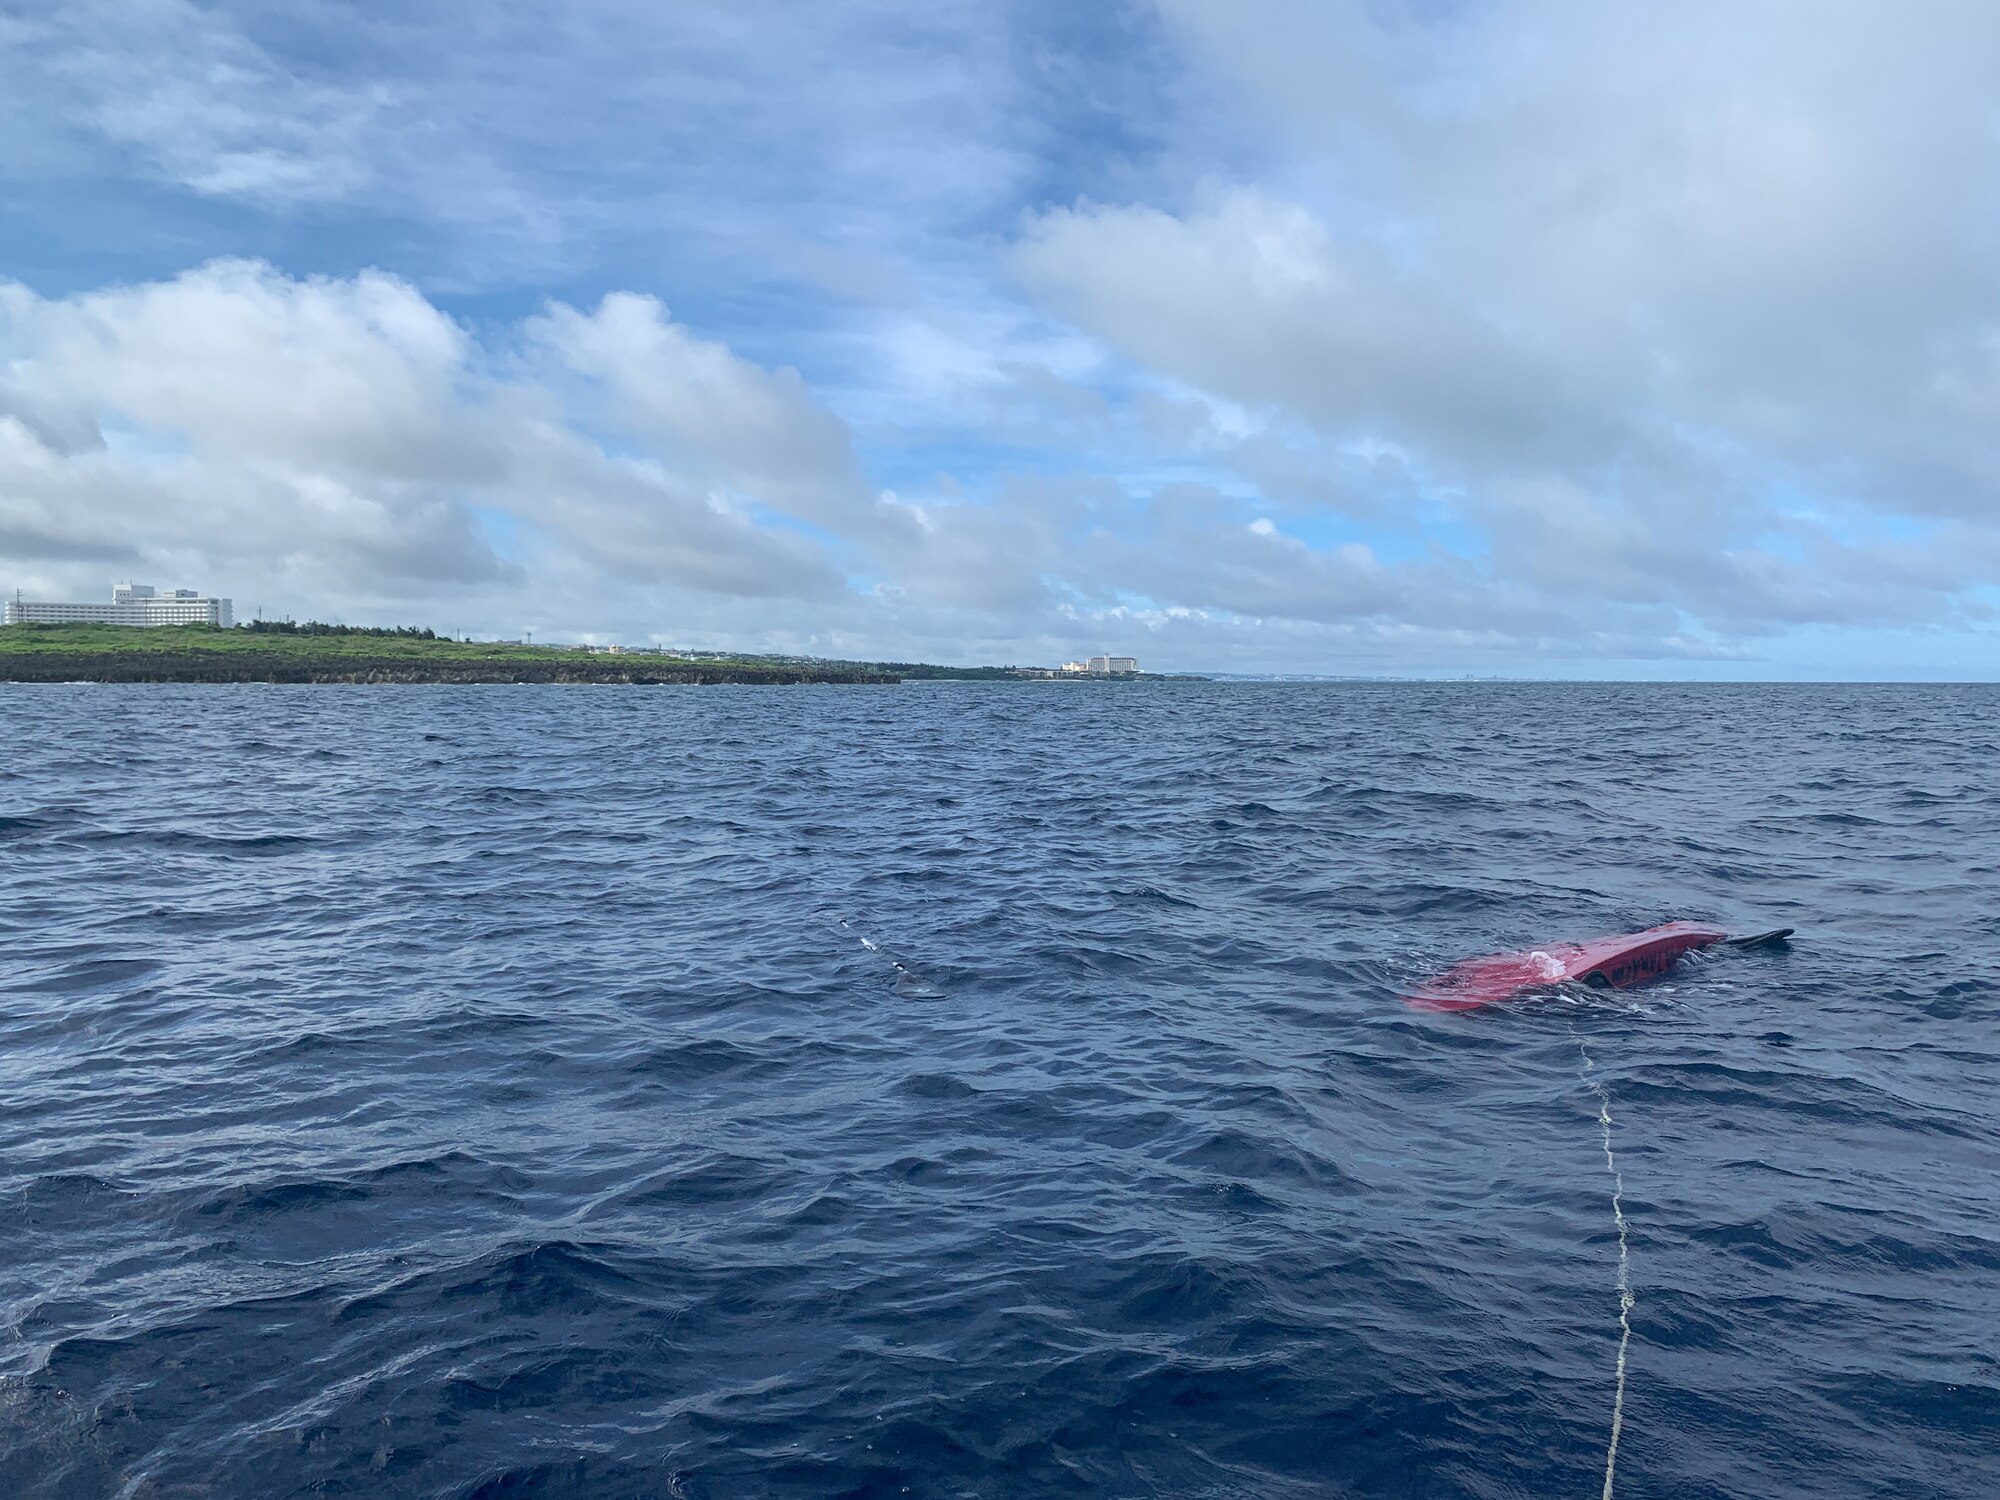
1406, 922, 1730, 1011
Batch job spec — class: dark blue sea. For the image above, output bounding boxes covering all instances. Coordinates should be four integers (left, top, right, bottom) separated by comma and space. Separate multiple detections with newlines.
3, 682, 1996, 1499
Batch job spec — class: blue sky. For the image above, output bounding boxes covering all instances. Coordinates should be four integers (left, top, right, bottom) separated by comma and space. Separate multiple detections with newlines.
4, 0, 2000, 676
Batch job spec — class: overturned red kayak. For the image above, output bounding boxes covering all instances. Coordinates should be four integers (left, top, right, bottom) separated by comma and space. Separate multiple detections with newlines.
1405, 922, 1792, 1011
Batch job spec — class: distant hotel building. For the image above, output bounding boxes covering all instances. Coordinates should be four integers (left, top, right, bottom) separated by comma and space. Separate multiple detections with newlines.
6, 583, 235, 628
1061, 655, 1139, 675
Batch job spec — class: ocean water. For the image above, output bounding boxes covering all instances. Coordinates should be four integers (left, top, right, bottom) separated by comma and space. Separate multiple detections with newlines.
2, 681, 1995, 1500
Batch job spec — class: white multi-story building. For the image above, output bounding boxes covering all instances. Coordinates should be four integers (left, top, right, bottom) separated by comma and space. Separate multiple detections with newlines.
6, 584, 235, 628
1087, 655, 1139, 675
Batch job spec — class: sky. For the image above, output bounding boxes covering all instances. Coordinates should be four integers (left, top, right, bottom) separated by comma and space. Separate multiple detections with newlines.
4, 0, 2000, 677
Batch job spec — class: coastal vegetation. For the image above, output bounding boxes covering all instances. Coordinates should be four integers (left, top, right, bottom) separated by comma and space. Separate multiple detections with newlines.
0, 622, 1150, 684
0, 623, 898, 684
239, 620, 440, 639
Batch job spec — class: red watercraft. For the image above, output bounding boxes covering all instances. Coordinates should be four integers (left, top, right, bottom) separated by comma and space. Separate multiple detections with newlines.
1405, 922, 1793, 1011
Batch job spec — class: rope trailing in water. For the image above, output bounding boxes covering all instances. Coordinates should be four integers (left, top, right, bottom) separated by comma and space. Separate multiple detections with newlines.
1576, 1038, 1634, 1500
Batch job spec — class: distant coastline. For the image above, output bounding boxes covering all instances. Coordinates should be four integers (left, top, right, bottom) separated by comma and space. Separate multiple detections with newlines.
0, 623, 1197, 686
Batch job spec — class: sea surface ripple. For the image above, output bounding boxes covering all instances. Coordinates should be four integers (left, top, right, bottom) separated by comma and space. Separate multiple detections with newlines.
2, 682, 1996, 1499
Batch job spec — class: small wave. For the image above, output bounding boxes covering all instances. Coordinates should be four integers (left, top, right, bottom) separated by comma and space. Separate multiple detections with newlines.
78, 827, 326, 854
620, 1037, 772, 1083
612, 1152, 793, 1209
894, 1072, 982, 1102
0, 807, 90, 840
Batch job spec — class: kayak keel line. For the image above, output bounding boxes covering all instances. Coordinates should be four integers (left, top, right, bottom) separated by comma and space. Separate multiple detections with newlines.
1405, 922, 1795, 1011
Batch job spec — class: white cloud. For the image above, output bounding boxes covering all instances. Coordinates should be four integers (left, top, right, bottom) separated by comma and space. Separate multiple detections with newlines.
1006, 0, 2000, 643
10, 260, 478, 477
3, 0, 388, 204
0, 260, 847, 614
532, 292, 865, 523
0, 1, 1043, 283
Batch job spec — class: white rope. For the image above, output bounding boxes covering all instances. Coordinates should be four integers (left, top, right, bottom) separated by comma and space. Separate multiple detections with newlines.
1578, 1038, 1633, 1500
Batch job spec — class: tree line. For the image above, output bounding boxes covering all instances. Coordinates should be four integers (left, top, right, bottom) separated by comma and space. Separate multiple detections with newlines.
241, 621, 437, 639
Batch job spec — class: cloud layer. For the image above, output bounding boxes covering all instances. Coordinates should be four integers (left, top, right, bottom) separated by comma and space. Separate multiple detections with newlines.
4, 1, 2000, 674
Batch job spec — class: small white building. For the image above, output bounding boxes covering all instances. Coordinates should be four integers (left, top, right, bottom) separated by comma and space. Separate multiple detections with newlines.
1087, 655, 1139, 675
6, 583, 235, 628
